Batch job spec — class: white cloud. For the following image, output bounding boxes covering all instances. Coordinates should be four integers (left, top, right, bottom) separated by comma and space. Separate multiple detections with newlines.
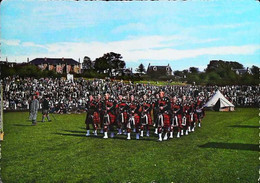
2, 36, 260, 65
1, 39, 20, 46
22, 42, 46, 49
199, 23, 249, 30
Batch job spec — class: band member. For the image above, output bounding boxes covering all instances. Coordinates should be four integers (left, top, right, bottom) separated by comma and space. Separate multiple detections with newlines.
103, 93, 116, 139
195, 99, 204, 128
41, 95, 51, 122
126, 95, 140, 140
170, 96, 181, 138
30, 95, 39, 125
85, 94, 99, 136
157, 90, 171, 141
181, 95, 190, 136
189, 100, 196, 132
116, 94, 128, 135
140, 94, 152, 137
153, 93, 160, 134
96, 94, 103, 133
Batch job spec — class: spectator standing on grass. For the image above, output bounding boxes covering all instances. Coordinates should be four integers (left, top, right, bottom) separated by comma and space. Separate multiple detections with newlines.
42, 95, 51, 122
30, 95, 39, 125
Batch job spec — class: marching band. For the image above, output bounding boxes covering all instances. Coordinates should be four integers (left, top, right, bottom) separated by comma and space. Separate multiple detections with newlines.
85, 89, 205, 141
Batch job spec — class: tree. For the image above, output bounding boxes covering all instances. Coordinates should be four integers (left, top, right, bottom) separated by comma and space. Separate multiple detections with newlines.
82, 56, 93, 70
250, 65, 259, 76
136, 63, 146, 74
189, 67, 199, 74
207, 72, 221, 85
206, 60, 244, 73
173, 70, 183, 77
94, 57, 110, 73
94, 52, 125, 75
104, 52, 125, 70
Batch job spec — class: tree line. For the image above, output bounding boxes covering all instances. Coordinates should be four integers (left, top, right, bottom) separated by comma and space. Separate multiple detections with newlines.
0, 52, 259, 85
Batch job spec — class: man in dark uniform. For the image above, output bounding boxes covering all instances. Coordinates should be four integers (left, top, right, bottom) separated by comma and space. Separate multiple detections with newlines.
42, 95, 51, 122
182, 96, 191, 136
116, 94, 128, 135
170, 96, 181, 138
85, 94, 98, 136
97, 94, 104, 133
157, 90, 171, 141
103, 93, 116, 139
140, 94, 152, 137
195, 97, 204, 128
127, 94, 140, 140
153, 93, 160, 134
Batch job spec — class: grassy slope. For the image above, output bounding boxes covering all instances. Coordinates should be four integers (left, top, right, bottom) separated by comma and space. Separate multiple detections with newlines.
1, 108, 258, 183
134, 80, 185, 86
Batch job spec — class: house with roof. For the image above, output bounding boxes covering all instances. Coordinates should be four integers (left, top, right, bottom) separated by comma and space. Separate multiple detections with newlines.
29, 58, 81, 74
147, 63, 172, 76
232, 67, 252, 75
111, 68, 133, 77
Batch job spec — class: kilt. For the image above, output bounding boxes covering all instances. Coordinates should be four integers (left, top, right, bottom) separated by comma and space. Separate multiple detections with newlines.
108, 112, 116, 124
177, 114, 183, 128
147, 113, 152, 125
93, 112, 100, 124
186, 114, 191, 125
124, 112, 128, 122
140, 113, 152, 125
121, 111, 128, 123
193, 113, 198, 122
134, 114, 140, 124
171, 115, 179, 127
42, 109, 49, 115
163, 113, 171, 127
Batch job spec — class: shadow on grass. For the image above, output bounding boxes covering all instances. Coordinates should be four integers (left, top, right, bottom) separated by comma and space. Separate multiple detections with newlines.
55, 131, 157, 141
199, 142, 258, 151
227, 125, 259, 129
54, 132, 103, 138
78, 127, 160, 139
63, 130, 86, 134
13, 124, 33, 127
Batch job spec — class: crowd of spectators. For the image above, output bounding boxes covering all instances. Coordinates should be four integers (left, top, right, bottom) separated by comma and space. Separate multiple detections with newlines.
1, 76, 259, 112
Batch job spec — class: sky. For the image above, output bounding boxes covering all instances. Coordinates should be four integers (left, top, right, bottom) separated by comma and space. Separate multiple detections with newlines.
1, 0, 260, 71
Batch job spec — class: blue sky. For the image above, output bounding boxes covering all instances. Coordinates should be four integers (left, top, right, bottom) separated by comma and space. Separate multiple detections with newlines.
1, 0, 260, 71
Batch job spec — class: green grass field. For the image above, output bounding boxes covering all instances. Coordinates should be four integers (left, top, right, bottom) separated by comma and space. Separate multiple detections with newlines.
134, 80, 185, 86
1, 108, 258, 183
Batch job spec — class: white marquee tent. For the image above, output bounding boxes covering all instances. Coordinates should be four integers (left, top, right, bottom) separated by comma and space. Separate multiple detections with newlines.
203, 90, 235, 111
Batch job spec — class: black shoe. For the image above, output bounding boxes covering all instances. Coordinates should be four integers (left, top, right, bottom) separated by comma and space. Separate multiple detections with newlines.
48, 120, 52, 122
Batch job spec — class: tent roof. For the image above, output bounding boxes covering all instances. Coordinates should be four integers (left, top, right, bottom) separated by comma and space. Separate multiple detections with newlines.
204, 90, 234, 108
